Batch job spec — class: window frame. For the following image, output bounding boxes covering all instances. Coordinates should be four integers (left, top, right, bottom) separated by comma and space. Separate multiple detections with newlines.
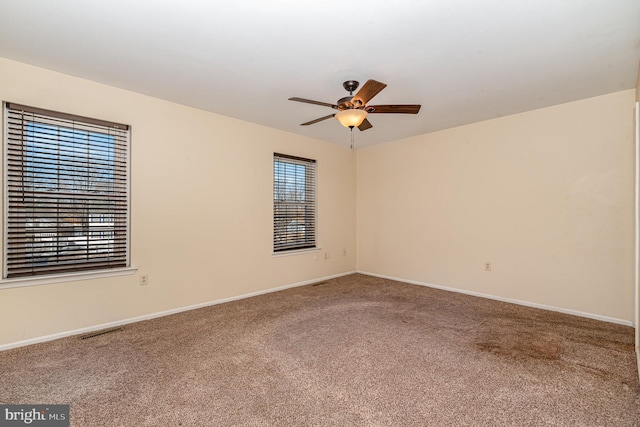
2, 102, 133, 283
273, 153, 317, 254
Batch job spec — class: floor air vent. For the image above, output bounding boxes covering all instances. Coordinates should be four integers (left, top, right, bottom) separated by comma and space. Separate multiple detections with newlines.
79, 327, 123, 340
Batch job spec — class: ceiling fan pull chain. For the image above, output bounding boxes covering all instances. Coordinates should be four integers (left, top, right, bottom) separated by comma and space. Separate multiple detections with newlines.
350, 127, 354, 150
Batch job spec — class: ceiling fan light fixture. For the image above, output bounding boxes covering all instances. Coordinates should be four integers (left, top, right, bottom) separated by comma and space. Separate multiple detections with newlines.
335, 109, 368, 128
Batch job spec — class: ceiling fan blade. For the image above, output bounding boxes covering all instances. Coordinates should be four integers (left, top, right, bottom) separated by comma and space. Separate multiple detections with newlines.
358, 118, 373, 131
351, 80, 387, 107
300, 114, 335, 126
289, 97, 337, 109
368, 104, 421, 114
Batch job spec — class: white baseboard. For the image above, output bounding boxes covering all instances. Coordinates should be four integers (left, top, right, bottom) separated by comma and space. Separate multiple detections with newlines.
0, 271, 356, 352
359, 270, 634, 327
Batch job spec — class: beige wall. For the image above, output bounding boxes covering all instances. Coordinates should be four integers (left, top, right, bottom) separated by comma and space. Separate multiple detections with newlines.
0, 58, 357, 347
357, 90, 636, 322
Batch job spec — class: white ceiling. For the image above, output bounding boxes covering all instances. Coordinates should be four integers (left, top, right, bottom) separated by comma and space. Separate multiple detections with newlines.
0, 1, 639, 147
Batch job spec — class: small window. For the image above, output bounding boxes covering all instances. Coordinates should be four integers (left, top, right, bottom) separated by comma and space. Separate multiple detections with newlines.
273, 153, 316, 252
3, 103, 130, 278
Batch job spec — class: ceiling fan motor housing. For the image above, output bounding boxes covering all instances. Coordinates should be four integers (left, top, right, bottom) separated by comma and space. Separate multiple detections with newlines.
337, 96, 355, 110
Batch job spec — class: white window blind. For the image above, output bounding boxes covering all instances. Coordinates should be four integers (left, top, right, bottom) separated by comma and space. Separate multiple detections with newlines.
3, 103, 130, 278
273, 153, 316, 252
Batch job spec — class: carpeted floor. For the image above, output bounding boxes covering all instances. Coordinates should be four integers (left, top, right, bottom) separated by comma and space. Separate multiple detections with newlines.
1, 274, 638, 426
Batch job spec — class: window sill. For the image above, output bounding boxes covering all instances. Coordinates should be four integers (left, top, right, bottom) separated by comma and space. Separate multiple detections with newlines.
272, 247, 321, 258
0, 267, 138, 290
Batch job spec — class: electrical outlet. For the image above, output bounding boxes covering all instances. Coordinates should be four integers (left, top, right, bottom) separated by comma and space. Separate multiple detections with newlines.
324, 251, 331, 260
140, 274, 149, 285
342, 248, 347, 256
484, 262, 492, 272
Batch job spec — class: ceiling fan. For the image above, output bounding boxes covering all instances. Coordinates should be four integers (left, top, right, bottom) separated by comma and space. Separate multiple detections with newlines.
289, 79, 421, 131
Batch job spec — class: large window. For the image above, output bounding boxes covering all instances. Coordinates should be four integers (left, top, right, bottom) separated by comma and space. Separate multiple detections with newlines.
273, 153, 316, 252
3, 103, 130, 279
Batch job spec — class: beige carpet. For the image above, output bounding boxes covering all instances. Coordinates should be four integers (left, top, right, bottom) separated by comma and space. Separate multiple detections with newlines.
1, 274, 638, 426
